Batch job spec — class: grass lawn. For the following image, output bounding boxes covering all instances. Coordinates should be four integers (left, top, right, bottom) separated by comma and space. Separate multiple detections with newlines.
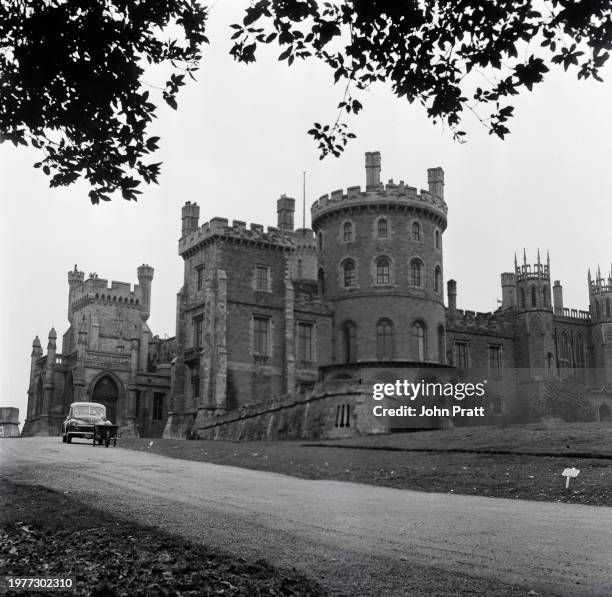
118, 423, 612, 507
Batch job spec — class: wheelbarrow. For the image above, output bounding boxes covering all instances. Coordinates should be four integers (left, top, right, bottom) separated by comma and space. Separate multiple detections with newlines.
92, 424, 119, 447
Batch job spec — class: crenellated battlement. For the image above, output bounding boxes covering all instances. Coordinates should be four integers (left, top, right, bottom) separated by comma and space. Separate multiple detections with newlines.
589, 265, 612, 295
179, 216, 313, 256
447, 308, 516, 336
69, 275, 144, 311
515, 250, 550, 281
310, 180, 447, 226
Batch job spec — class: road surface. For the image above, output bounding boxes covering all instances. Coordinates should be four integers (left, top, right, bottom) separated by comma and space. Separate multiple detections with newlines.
1, 438, 611, 596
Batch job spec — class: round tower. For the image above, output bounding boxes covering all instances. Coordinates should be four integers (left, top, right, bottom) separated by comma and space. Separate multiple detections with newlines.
137, 264, 154, 320
311, 151, 447, 367
588, 265, 612, 385
67, 265, 84, 323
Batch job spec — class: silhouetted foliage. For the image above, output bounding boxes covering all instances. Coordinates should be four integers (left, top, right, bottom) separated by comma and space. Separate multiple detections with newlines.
1, 1, 610, 201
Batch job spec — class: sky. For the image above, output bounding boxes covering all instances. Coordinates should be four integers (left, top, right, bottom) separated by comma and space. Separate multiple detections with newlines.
1, 2, 611, 426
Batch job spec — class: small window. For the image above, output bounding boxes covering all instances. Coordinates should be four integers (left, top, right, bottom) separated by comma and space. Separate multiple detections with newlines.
376, 257, 390, 285
193, 316, 203, 348
435, 230, 441, 249
152, 392, 165, 420
335, 404, 351, 428
434, 266, 442, 293
318, 232, 323, 251
343, 259, 356, 288
377, 218, 388, 239
297, 322, 314, 361
412, 221, 421, 241
542, 287, 548, 307
255, 266, 270, 291
343, 221, 354, 242
488, 345, 502, 378
454, 341, 468, 369
196, 266, 204, 291
531, 286, 537, 308
410, 259, 422, 287
253, 316, 270, 356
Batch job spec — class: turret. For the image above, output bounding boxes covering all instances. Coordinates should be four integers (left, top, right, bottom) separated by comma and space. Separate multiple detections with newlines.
514, 249, 551, 312
67, 265, 84, 323
181, 201, 200, 237
277, 195, 295, 232
427, 167, 445, 199
137, 264, 154, 320
29, 335, 42, 390
500, 272, 516, 309
365, 151, 381, 190
588, 264, 612, 385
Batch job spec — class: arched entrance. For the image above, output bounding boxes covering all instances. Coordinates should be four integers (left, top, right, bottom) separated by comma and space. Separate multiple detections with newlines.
599, 404, 611, 422
91, 375, 120, 424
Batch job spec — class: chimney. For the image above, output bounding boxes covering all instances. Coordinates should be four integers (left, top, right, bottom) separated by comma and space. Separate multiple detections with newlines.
447, 279, 457, 314
276, 195, 295, 232
365, 151, 381, 190
428, 167, 444, 199
500, 272, 516, 309
553, 281, 564, 313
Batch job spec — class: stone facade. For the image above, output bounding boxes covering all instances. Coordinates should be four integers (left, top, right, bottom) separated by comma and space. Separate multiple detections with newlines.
0, 407, 20, 438
24, 151, 612, 439
22, 266, 175, 437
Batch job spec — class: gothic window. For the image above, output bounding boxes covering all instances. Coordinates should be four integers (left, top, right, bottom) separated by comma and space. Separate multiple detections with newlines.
413, 321, 427, 361
376, 257, 390, 285
435, 229, 441, 249
377, 218, 388, 239
342, 259, 356, 288
437, 326, 445, 364
35, 378, 43, 415
317, 232, 323, 251
575, 335, 585, 381
488, 345, 502, 378
196, 265, 204, 291
558, 331, 570, 368
595, 301, 601, 318
520, 288, 526, 309
318, 268, 325, 295
412, 221, 421, 241
192, 374, 200, 399
376, 319, 393, 360
531, 286, 537, 308
253, 316, 270, 356
342, 221, 354, 242
410, 259, 423, 288
454, 341, 469, 369
542, 287, 548, 307
434, 266, 442, 293
342, 321, 357, 363
297, 259, 303, 279
297, 322, 314, 361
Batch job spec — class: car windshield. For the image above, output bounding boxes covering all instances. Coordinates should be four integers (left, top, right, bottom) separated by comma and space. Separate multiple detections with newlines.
72, 405, 105, 417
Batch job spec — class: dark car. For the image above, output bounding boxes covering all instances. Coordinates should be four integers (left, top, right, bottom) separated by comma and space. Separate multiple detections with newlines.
62, 402, 112, 444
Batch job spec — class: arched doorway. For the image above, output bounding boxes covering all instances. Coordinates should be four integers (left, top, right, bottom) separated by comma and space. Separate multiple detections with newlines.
599, 404, 611, 422
91, 375, 120, 424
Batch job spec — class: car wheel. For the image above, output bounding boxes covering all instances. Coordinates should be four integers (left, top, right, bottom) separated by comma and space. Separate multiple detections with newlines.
62, 434, 67, 443
104, 430, 111, 447
67, 435, 72, 444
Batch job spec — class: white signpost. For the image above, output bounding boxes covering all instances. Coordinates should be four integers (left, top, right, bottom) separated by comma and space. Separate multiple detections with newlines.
562, 467, 580, 489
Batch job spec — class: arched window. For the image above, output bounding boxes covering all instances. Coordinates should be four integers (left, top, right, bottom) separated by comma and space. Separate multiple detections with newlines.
531, 286, 537, 308
377, 218, 388, 239
575, 335, 585, 369
412, 221, 421, 241
317, 268, 325, 295
435, 230, 441, 249
546, 352, 555, 376
596, 300, 601, 318
410, 259, 422, 287
559, 331, 569, 368
35, 378, 43, 416
342, 259, 356, 288
542, 287, 548, 307
434, 266, 442, 293
413, 321, 427, 361
297, 258, 303, 279
520, 288, 525, 309
376, 257, 390, 285
342, 221, 353, 242
342, 321, 357, 363
317, 232, 323, 251
437, 325, 445, 364
376, 319, 393, 360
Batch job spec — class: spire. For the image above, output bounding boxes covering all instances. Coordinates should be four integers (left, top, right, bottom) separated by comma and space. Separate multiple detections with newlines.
523, 248, 527, 267
48, 327, 57, 340
588, 268, 592, 284
537, 248, 541, 266
32, 335, 41, 348
546, 250, 550, 271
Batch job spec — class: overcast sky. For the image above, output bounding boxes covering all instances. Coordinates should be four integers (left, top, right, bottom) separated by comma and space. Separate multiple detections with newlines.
1, 2, 611, 425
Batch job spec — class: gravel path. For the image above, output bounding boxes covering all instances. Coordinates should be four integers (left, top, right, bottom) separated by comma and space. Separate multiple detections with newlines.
2, 438, 611, 596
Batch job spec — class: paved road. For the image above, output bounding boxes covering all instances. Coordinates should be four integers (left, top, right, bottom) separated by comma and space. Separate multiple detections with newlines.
1, 438, 611, 596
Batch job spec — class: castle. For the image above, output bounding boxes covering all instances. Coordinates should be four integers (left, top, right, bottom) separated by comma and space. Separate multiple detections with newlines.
22, 152, 612, 439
